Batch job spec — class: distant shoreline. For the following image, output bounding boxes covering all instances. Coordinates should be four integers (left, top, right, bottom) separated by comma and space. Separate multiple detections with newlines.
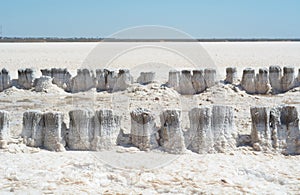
0, 37, 300, 42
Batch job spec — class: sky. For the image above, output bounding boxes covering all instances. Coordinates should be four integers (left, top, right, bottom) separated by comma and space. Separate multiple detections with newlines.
0, 0, 299, 38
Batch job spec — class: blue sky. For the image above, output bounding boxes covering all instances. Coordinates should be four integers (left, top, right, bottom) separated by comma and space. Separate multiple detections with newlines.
0, 0, 299, 38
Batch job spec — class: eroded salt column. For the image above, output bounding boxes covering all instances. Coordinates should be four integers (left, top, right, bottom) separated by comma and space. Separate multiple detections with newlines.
137, 72, 155, 85
187, 106, 236, 153
269, 66, 282, 94
130, 108, 157, 150
35, 76, 54, 92
159, 109, 185, 154
68, 109, 94, 150
179, 70, 194, 95
17, 68, 35, 89
204, 68, 217, 88
278, 106, 300, 154
241, 68, 255, 94
250, 107, 272, 151
296, 68, 300, 87
255, 68, 270, 94
22, 110, 44, 147
95, 69, 107, 92
106, 70, 117, 92
192, 70, 206, 93
41, 68, 72, 91
0, 110, 10, 141
113, 69, 133, 92
91, 109, 121, 150
187, 107, 212, 153
0, 69, 11, 92
211, 105, 236, 151
70, 69, 95, 92
251, 105, 300, 154
43, 112, 66, 151
281, 67, 295, 93
225, 67, 237, 84
168, 70, 180, 91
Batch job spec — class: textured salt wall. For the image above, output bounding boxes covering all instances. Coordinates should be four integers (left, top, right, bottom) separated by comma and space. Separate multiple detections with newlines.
130, 108, 158, 151
159, 109, 185, 154
22, 111, 66, 151
241, 68, 256, 94
137, 72, 155, 85
68, 109, 94, 150
187, 105, 236, 154
91, 109, 121, 150
0, 110, 10, 142
22, 110, 44, 147
70, 69, 95, 93
225, 67, 237, 84
0, 69, 11, 92
251, 105, 300, 154
281, 67, 295, 93
41, 68, 72, 91
17, 68, 35, 89
168, 68, 217, 95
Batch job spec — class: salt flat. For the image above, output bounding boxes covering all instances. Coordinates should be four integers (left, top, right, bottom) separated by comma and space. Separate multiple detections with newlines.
0, 42, 300, 194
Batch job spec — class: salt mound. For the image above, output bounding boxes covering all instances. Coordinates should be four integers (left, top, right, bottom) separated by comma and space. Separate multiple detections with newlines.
35, 76, 65, 94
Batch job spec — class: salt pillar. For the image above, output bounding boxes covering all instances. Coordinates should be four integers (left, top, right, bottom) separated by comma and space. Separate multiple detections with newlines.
255, 68, 270, 94
91, 109, 121, 150
22, 110, 44, 147
204, 68, 217, 88
241, 68, 255, 94
43, 112, 66, 151
225, 67, 237, 84
130, 108, 157, 150
192, 70, 206, 93
159, 109, 185, 154
269, 66, 282, 94
137, 72, 155, 85
68, 109, 94, 150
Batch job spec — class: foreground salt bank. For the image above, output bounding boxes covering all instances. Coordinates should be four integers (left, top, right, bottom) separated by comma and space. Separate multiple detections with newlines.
0, 104, 299, 155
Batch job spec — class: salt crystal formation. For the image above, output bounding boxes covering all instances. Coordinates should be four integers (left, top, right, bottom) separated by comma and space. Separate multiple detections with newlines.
168, 68, 216, 95
269, 66, 282, 94
137, 72, 155, 85
22, 110, 44, 147
34, 76, 54, 92
22, 111, 66, 151
42, 112, 66, 152
251, 105, 300, 154
0, 110, 10, 142
192, 70, 206, 93
281, 67, 295, 93
68, 109, 94, 150
70, 69, 95, 93
241, 68, 271, 94
91, 109, 121, 150
186, 105, 236, 153
267, 66, 295, 94
130, 108, 158, 150
159, 109, 185, 154
96, 69, 133, 92
225, 67, 237, 84
17, 68, 35, 89
0, 68, 11, 92
168, 70, 180, 92
41, 68, 72, 91
255, 68, 270, 94
204, 68, 217, 88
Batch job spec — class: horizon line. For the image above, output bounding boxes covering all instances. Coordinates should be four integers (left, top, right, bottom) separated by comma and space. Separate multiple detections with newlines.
1, 37, 300, 42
